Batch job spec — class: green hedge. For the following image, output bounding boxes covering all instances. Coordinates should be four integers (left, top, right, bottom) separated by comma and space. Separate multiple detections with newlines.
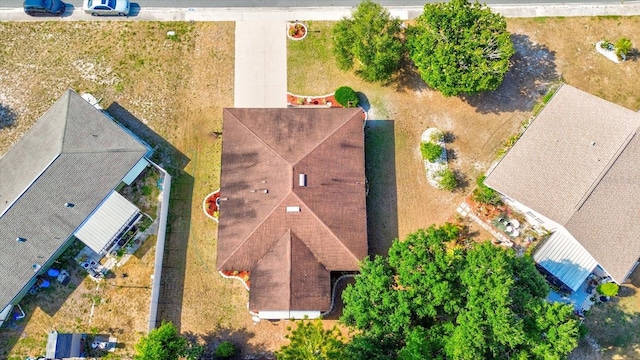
335, 86, 359, 107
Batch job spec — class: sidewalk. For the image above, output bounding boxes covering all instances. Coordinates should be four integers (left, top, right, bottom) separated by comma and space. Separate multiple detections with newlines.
2, 3, 640, 22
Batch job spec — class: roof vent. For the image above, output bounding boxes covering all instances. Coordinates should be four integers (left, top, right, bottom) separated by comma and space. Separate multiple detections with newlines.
299, 174, 307, 187
64, 202, 74, 208
16, 237, 26, 243
286, 206, 301, 213
591, 141, 596, 146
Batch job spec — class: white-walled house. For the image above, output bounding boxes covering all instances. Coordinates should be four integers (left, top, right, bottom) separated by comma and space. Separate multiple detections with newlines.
485, 84, 640, 291
0, 90, 161, 326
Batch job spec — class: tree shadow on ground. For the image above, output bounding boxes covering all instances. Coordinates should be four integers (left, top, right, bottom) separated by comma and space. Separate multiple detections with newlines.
365, 120, 399, 257
462, 34, 559, 114
106, 102, 191, 331
0, 103, 18, 129
391, 56, 428, 94
186, 327, 273, 360
580, 299, 640, 357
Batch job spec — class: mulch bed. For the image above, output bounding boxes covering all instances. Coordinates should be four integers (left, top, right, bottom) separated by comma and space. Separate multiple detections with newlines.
287, 93, 342, 107
205, 191, 220, 217
222, 270, 250, 288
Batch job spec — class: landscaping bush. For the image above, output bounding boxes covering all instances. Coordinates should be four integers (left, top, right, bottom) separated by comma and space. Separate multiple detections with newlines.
335, 86, 359, 107
215, 341, 237, 358
472, 175, 502, 205
437, 168, 458, 191
597, 282, 619, 297
615, 37, 632, 59
420, 142, 443, 162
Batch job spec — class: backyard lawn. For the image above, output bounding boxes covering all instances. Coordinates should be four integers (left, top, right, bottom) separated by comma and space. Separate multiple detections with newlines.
0, 15, 639, 359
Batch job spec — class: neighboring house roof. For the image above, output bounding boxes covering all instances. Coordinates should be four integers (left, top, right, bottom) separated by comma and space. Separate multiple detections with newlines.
0, 90, 148, 310
217, 108, 368, 312
486, 84, 640, 283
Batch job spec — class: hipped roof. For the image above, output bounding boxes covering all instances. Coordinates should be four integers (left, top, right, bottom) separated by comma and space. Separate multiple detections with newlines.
217, 108, 368, 312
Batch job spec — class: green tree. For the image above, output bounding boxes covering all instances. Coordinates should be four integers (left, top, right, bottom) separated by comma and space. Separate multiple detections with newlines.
332, 0, 404, 82
277, 318, 345, 360
407, 0, 515, 96
135, 322, 192, 360
341, 225, 581, 359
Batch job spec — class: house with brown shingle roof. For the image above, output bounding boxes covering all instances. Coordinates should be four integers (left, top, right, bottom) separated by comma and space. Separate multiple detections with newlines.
485, 84, 640, 292
217, 108, 368, 319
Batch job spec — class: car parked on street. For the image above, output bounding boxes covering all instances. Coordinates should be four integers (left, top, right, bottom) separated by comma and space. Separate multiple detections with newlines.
23, 0, 65, 16
83, 0, 129, 16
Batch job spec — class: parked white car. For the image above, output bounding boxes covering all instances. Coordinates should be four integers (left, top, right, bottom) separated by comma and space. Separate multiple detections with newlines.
83, 0, 129, 16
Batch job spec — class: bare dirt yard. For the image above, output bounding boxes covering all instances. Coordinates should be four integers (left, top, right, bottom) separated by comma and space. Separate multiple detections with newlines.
0, 15, 639, 359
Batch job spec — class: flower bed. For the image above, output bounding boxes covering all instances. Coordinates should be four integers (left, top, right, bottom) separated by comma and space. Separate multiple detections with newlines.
420, 128, 448, 189
595, 41, 624, 63
203, 190, 220, 222
287, 22, 307, 41
220, 270, 250, 290
287, 92, 341, 107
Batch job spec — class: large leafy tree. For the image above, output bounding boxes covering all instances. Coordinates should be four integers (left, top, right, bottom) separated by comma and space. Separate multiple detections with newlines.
134, 321, 202, 360
407, 0, 515, 96
277, 318, 345, 360
341, 224, 581, 359
332, 0, 404, 82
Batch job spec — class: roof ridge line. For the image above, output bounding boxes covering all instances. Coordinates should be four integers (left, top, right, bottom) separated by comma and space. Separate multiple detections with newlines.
225, 109, 291, 165
570, 130, 637, 217
292, 192, 360, 267
292, 108, 362, 166
59, 89, 73, 155
217, 192, 291, 269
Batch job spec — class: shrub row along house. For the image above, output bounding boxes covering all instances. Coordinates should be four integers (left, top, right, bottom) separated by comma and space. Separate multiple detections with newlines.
485, 84, 640, 292
0, 90, 164, 326
216, 108, 368, 319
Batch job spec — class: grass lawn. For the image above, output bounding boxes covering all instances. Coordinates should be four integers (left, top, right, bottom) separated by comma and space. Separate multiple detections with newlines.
1, 15, 640, 359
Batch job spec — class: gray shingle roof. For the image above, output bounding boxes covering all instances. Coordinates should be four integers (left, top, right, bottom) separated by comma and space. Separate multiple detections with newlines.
0, 90, 148, 310
485, 85, 639, 224
485, 84, 640, 283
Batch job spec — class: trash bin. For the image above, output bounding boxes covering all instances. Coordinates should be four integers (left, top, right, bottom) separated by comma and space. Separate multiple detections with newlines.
47, 268, 60, 277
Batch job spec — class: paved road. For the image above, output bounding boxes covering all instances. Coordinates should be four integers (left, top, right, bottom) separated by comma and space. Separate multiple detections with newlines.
0, 0, 631, 7
2, 0, 640, 20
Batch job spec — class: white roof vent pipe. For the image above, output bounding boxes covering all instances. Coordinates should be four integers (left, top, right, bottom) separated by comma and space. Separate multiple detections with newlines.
299, 174, 307, 187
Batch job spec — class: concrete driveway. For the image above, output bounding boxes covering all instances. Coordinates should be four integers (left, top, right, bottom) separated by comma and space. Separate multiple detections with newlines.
234, 21, 287, 108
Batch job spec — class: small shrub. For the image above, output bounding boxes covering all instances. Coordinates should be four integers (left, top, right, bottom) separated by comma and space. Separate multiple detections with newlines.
597, 282, 619, 297
215, 340, 237, 358
615, 37, 632, 59
429, 130, 444, 143
437, 168, 457, 191
420, 142, 443, 162
334, 86, 359, 107
472, 175, 502, 206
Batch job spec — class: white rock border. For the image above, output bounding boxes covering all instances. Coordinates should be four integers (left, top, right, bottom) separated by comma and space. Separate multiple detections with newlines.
202, 189, 220, 223
420, 128, 448, 189
595, 41, 625, 63
286, 22, 308, 41
219, 271, 250, 291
